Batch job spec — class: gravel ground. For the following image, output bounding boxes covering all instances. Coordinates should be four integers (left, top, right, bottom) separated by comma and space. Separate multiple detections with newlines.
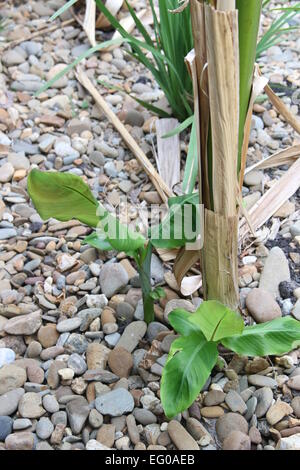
0, 0, 300, 451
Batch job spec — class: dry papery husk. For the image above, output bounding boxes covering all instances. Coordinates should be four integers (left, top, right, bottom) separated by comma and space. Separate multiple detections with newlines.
96, 0, 123, 29
175, 2, 240, 305
83, 0, 96, 47
203, 211, 239, 310
239, 157, 300, 242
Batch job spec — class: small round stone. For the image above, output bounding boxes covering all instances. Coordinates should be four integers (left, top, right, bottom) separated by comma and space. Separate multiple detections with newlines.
36, 417, 54, 440
43, 394, 59, 414
26, 341, 42, 358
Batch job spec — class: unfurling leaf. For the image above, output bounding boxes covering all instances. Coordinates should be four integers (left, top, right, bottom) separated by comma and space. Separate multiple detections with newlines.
189, 301, 244, 342
160, 331, 218, 418
222, 316, 300, 357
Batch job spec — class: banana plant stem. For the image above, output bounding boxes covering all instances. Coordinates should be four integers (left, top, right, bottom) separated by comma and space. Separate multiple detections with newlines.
135, 244, 154, 325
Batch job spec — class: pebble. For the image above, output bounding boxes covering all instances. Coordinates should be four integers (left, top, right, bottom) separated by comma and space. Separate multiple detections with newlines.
0, 388, 25, 416
292, 299, 300, 321
125, 110, 145, 127
4, 311, 42, 336
18, 392, 45, 419
246, 288, 282, 323
254, 387, 273, 418
0, 416, 13, 441
64, 334, 88, 354
47, 64, 68, 89
291, 397, 300, 418
68, 353, 87, 376
244, 171, 263, 187
95, 389, 134, 417
164, 299, 195, 323
86, 439, 111, 450
5, 431, 34, 450
2, 49, 25, 66
86, 294, 108, 309
108, 347, 133, 378
147, 322, 169, 343
201, 406, 224, 418
287, 376, 300, 391
167, 420, 199, 450
290, 221, 300, 238
0, 348, 16, 368
133, 408, 157, 425
116, 321, 147, 353
216, 413, 248, 442
276, 434, 300, 450
225, 390, 247, 415
38, 324, 59, 349
0, 228, 17, 240
222, 431, 251, 450
86, 343, 110, 370
126, 414, 140, 445
266, 400, 293, 425
0, 365, 27, 395
96, 423, 115, 448
99, 263, 129, 298
27, 341, 42, 358
204, 390, 225, 407
42, 394, 59, 414
36, 417, 54, 440
248, 375, 277, 389
13, 418, 32, 431
244, 396, 257, 421
186, 417, 212, 442
259, 247, 290, 298
56, 317, 82, 333
89, 409, 103, 428
66, 397, 90, 434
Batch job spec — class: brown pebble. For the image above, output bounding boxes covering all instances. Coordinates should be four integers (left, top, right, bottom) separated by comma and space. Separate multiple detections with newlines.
97, 424, 115, 448
5, 432, 34, 450
167, 420, 199, 450
101, 308, 116, 326
249, 426, 262, 444
37, 324, 59, 349
108, 347, 133, 378
200, 406, 224, 418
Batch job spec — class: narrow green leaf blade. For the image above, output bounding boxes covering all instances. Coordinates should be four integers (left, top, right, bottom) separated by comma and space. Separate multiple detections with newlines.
50, 0, 78, 21
182, 119, 198, 194
189, 301, 244, 342
162, 115, 194, 138
161, 332, 218, 418
222, 317, 300, 357
27, 170, 99, 228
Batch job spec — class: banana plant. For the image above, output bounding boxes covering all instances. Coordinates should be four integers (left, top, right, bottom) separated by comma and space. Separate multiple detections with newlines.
161, 301, 300, 418
27, 170, 200, 324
